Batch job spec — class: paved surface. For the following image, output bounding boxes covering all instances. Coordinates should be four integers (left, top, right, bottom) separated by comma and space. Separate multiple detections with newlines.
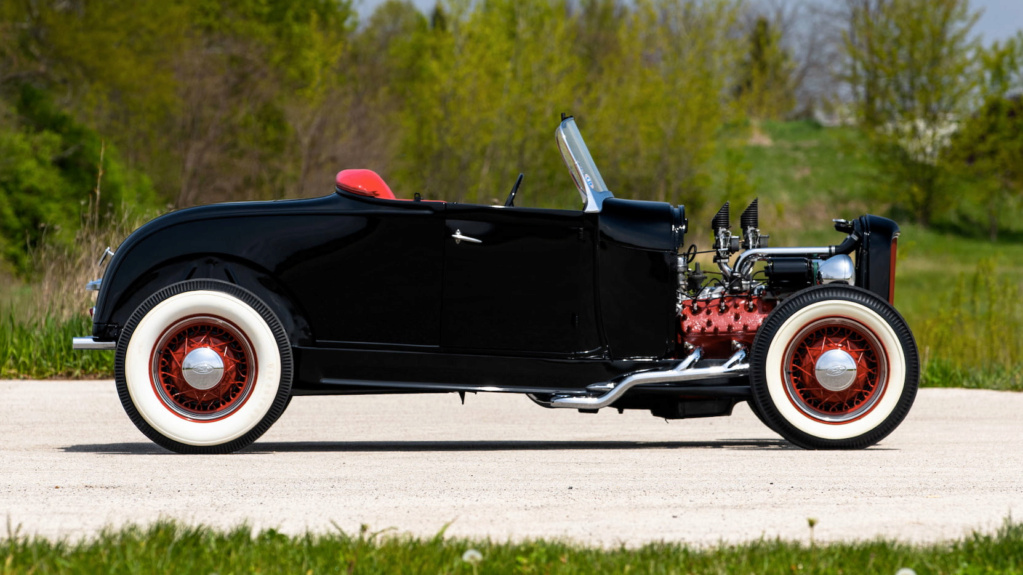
1, 380, 1021, 545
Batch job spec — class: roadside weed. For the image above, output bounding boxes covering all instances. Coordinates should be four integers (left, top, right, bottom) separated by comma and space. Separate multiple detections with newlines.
0, 520, 1021, 574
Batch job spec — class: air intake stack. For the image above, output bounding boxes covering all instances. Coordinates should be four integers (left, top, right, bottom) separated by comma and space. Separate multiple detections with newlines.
711, 202, 740, 265
740, 198, 768, 249
740, 198, 758, 231
712, 202, 730, 233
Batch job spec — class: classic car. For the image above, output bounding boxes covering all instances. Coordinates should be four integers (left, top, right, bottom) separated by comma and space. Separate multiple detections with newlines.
73, 116, 918, 454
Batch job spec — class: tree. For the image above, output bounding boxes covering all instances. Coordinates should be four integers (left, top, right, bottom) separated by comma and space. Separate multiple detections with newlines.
0, 85, 156, 274
0, 0, 358, 208
841, 0, 980, 226
749, 0, 846, 117
949, 33, 1023, 240
397, 0, 582, 206
735, 16, 795, 120
582, 0, 743, 210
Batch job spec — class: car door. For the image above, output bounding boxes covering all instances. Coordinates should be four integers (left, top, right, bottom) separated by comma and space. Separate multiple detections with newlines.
279, 196, 447, 347
441, 205, 601, 355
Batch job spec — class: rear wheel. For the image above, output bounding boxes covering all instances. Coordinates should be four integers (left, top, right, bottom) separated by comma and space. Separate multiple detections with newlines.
749, 285, 918, 449
115, 280, 293, 453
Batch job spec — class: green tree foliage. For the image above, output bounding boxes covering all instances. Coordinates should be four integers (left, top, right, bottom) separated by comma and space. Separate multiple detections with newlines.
582, 0, 743, 211
842, 0, 980, 226
948, 33, 1023, 240
0, 85, 156, 275
735, 16, 795, 121
0, 0, 746, 223
14, 0, 1020, 275
394, 0, 584, 206
0, 0, 355, 209
392, 0, 743, 210
159, 0, 355, 204
346, 0, 429, 169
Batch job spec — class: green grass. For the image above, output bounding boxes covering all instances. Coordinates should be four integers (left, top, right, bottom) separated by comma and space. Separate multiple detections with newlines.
1, 520, 1021, 574
745, 120, 879, 211
911, 256, 1022, 390
0, 313, 112, 379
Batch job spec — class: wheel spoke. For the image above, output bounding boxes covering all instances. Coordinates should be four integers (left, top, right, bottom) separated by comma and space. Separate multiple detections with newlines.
784, 319, 887, 421
151, 317, 254, 420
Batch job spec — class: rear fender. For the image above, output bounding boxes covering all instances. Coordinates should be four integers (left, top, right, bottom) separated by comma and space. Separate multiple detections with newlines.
93, 256, 312, 348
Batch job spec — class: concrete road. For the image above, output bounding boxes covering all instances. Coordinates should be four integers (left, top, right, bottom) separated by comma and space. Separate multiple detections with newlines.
1, 380, 1020, 546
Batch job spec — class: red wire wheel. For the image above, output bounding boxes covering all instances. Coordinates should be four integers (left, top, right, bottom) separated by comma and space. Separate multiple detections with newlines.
150, 316, 257, 421
749, 286, 919, 449
782, 318, 888, 423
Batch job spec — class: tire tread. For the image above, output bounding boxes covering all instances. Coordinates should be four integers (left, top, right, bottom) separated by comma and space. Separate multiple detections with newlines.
114, 280, 293, 454
750, 285, 919, 449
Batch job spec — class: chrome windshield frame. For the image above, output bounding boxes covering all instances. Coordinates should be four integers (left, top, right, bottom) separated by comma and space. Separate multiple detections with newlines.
556, 117, 614, 212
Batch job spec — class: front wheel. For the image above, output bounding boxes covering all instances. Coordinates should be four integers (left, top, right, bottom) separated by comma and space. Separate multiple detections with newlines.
749, 285, 918, 449
115, 280, 293, 453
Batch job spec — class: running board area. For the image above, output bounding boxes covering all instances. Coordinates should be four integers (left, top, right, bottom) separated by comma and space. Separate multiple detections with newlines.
549, 347, 748, 409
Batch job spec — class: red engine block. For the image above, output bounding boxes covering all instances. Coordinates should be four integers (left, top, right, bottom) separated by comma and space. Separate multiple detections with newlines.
679, 296, 776, 358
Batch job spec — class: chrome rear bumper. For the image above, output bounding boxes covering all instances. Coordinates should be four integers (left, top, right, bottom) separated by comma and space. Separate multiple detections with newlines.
72, 337, 116, 350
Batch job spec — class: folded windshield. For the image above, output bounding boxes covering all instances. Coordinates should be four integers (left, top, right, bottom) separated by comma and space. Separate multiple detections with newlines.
556, 117, 614, 212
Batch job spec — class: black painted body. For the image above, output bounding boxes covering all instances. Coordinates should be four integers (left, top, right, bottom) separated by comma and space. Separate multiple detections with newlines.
92, 191, 685, 393
91, 187, 899, 407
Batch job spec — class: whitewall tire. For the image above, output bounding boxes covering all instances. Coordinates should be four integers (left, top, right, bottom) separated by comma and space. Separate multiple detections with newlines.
750, 285, 918, 449
115, 280, 293, 453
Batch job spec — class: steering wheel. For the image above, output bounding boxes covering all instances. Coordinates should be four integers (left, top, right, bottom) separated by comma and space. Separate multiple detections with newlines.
504, 173, 524, 207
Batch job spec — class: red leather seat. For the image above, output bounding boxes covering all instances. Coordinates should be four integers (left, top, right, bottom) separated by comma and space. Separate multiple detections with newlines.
335, 169, 396, 200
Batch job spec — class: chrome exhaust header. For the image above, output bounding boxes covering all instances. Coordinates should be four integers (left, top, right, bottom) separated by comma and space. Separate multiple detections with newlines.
549, 347, 748, 410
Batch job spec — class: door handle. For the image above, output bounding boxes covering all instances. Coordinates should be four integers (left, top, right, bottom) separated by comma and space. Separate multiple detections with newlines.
452, 229, 482, 245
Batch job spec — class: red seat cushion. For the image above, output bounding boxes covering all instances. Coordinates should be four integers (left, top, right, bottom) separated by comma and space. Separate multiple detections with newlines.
335, 169, 396, 200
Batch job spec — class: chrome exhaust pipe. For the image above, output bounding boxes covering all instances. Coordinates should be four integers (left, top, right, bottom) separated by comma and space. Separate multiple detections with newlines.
549, 347, 748, 410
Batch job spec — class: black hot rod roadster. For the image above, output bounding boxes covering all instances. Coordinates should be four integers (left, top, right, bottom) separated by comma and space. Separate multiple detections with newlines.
73, 116, 918, 453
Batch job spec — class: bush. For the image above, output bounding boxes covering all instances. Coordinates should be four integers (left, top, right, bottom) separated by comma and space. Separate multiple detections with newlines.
0, 84, 158, 276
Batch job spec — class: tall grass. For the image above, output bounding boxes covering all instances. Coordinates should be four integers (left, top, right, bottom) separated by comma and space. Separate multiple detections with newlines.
0, 195, 147, 379
0, 313, 112, 378
918, 258, 1023, 391
1, 519, 1021, 574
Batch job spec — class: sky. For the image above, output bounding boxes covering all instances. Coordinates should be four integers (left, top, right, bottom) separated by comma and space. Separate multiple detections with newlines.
972, 0, 1023, 44
351, 0, 1023, 45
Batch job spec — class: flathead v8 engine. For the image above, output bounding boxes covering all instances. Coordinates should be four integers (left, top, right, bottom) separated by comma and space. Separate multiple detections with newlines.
676, 199, 885, 357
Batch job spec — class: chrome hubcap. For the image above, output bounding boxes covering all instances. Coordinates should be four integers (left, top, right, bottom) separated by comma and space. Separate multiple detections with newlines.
814, 349, 858, 391
181, 347, 225, 390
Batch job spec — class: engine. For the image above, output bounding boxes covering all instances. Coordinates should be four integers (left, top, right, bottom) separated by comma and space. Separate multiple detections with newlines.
676, 199, 896, 359
678, 295, 775, 358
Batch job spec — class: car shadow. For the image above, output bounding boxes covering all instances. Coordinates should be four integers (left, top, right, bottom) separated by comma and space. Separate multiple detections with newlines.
244, 439, 797, 453
62, 438, 799, 455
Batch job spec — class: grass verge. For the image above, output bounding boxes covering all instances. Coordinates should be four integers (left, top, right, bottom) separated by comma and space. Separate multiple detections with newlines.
915, 258, 1022, 391
1, 520, 1022, 574
0, 202, 137, 379
0, 313, 112, 379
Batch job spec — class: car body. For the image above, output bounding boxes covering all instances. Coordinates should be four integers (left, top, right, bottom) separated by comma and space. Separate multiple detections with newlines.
74, 116, 919, 453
